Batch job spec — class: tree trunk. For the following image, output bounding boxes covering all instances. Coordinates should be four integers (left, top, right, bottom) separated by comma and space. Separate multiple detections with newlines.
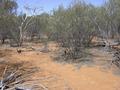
1, 38, 5, 44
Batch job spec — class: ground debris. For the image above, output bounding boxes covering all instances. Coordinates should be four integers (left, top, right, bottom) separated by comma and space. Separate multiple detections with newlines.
112, 47, 120, 68
0, 61, 41, 90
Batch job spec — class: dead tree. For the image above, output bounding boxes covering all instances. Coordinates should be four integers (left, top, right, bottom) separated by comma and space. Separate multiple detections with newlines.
18, 14, 34, 47
10, 7, 38, 47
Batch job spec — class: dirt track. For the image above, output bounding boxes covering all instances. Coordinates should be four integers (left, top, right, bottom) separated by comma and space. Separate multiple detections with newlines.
0, 43, 120, 90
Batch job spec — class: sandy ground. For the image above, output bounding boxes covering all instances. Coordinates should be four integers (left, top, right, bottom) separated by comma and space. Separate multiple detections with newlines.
0, 43, 120, 90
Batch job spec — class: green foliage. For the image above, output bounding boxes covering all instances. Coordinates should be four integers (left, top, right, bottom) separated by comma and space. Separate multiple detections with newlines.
0, 0, 120, 46
0, 0, 18, 44
0, 0, 17, 15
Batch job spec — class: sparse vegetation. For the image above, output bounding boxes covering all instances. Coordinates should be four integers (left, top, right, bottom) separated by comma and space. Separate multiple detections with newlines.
0, 0, 120, 90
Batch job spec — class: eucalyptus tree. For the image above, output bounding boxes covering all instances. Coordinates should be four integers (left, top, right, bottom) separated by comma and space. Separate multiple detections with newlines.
0, 0, 17, 15
107, 0, 120, 42
91, 0, 120, 45
50, 1, 97, 59
0, 0, 17, 44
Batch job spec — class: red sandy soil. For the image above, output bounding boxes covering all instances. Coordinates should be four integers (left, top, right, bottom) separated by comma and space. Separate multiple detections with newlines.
0, 43, 120, 90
